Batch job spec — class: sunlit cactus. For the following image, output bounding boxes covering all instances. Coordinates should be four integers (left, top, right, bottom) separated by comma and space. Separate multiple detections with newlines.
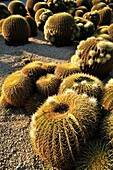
44, 12, 79, 46
35, 8, 53, 31
0, 3, 11, 20
101, 79, 113, 112
54, 63, 81, 79
0, 19, 5, 33
41, 62, 57, 74
36, 74, 61, 98
92, 0, 106, 5
75, 139, 113, 170
59, 73, 104, 101
1, 71, 34, 107
71, 37, 113, 79
30, 91, 100, 169
2, 15, 30, 46
108, 23, 113, 39
91, 2, 107, 11
96, 33, 113, 42
8, 0, 27, 16
33, 2, 49, 12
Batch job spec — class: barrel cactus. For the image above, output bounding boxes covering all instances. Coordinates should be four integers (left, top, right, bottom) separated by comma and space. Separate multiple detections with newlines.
36, 74, 61, 98
59, 73, 104, 101
44, 12, 79, 46
54, 63, 81, 79
0, 94, 11, 109
33, 2, 49, 12
101, 79, 113, 112
76, 0, 92, 11
0, 19, 5, 33
76, 139, 113, 170
92, 0, 106, 5
0, 3, 11, 20
47, 0, 66, 13
30, 91, 100, 169
1, 71, 34, 107
91, 2, 107, 11
2, 15, 30, 46
108, 23, 113, 39
41, 62, 57, 74
8, 0, 27, 16
71, 37, 113, 79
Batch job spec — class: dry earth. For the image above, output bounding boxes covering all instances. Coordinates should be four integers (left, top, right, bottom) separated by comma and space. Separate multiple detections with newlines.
0, 31, 113, 170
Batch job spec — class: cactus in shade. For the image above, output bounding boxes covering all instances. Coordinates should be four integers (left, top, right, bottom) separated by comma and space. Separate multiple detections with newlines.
25, 16, 38, 37
0, 3, 11, 20
44, 12, 79, 46
35, 8, 53, 31
1, 71, 34, 107
92, 0, 106, 5
74, 16, 95, 41
59, 73, 104, 101
0, 94, 11, 109
75, 139, 113, 170
33, 2, 49, 12
75, 10, 84, 17
71, 37, 113, 79
47, 0, 66, 13
41, 62, 57, 74
101, 79, 113, 112
95, 25, 109, 35
8, 0, 27, 16
76, 0, 92, 11
54, 63, 81, 79
91, 2, 107, 11
96, 34, 113, 42
36, 74, 61, 98
108, 24, 113, 39
25, 92, 45, 114
30, 91, 100, 170
0, 19, 5, 33
2, 15, 30, 46
21, 61, 46, 80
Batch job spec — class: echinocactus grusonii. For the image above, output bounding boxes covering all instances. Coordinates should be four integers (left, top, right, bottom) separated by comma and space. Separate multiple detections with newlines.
1, 71, 34, 107
33, 2, 49, 12
0, 3, 11, 20
54, 62, 81, 79
108, 23, 113, 39
75, 139, 113, 170
41, 62, 57, 74
76, 0, 92, 11
35, 8, 53, 31
25, 16, 38, 37
71, 36, 113, 79
8, 0, 27, 16
101, 78, 113, 112
0, 94, 11, 109
21, 61, 47, 80
0, 19, 5, 33
91, 2, 107, 11
30, 91, 100, 169
92, 0, 106, 5
36, 74, 61, 98
58, 72, 104, 101
47, 0, 66, 14
44, 12, 79, 46
2, 15, 30, 46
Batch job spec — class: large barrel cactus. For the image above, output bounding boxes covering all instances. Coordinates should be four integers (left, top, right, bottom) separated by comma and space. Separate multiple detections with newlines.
2, 15, 30, 46
44, 12, 79, 46
59, 73, 104, 101
0, 3, 11, 20
71, 37, 113, 79
1, 71, 34, 107
30, 91, 100, 169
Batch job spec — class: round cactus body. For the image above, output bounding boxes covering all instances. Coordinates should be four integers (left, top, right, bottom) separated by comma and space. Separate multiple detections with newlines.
71, 37, 113, 79
76, 0, 92, 11
59, 73, 104, 101
54, 63, 81, 79
1, 71, 34, 107
8, 0, 27, 16
0, 3, 11, 20
101, 79, 113, 112
33, 2, 49, 12
2, 15, 30, 46
108, 23, 113, 39
76, 139, 113, 170
0, 94, 11, 109
91, 2, 107, 11
41, 62, 57, 74
0, 19, 5, 33
44, 12, 78, 46
36, 74, 61, 98
30, 91, 100, 169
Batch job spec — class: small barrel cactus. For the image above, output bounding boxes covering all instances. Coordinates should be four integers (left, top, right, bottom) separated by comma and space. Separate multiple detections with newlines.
2, 15, 30, 46
59, 73, 104, 101
76, 139, 113, 170
108, 23, 113, 39
41, 62, 57, 74
0, 3, 11, 20
44, 12, 79, 46
76, 0, 92, 11
8, 0, 27, 16
0, 19, 5, 33
71, 37, 113, 79
47, 0, 66, 13
33, 2, 49, 12
30, 91, 100, 169
36, 73, 61, 98
54, 62, 81, 79
1, 71, 34, 107
101, 78, 113, 112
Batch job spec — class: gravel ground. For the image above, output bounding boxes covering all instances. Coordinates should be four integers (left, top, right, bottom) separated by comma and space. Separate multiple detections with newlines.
0, 31, 113, 170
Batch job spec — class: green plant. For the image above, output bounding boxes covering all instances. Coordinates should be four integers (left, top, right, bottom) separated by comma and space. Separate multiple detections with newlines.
44, 12, 79, 46
71, 37, 113, 79
54, 63, 81, 79
30, 91, 100, 169
2, 14, 30, 46
1, 71, 34, 107
0, 3, 11, 20
59, 73, 104, 101
8, 0, 27, 16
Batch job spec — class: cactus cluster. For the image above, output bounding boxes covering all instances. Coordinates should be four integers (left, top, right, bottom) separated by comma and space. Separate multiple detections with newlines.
0, 3, 11, 20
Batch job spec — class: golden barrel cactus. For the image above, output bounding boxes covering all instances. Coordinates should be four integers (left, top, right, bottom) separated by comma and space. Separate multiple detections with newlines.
0, 3, 11, 20
44, 12, 79, 46
2, 15, 30, 46
30, 91, 100, 169
108, 23, 113, 39
71, 37, 113, 79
